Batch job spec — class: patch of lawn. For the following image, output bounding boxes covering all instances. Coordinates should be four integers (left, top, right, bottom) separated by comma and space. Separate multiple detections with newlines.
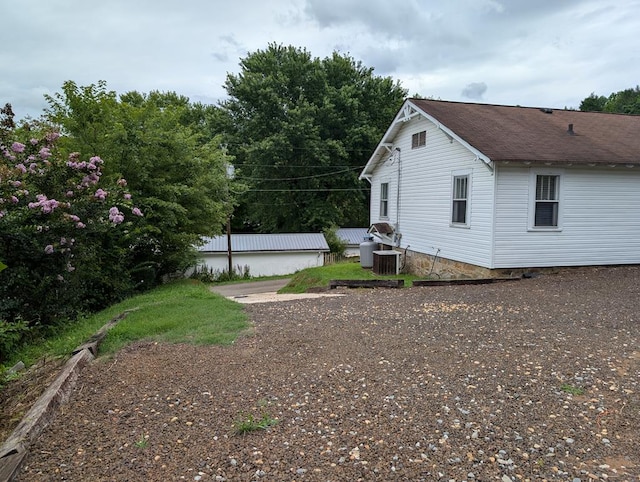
279, 260, 421, 293
4, 280, 249, 372
97, 280, 249, 355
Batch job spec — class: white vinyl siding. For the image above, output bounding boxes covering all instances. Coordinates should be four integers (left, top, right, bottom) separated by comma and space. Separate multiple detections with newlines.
372, 117, 494, 268
494, 165, 640, 268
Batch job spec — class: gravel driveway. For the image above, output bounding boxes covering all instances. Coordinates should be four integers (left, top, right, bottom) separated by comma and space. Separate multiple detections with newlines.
16, 267, 640, 481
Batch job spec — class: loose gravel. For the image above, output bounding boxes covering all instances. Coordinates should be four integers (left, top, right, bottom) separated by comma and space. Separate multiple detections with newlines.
14, 266, 640, 481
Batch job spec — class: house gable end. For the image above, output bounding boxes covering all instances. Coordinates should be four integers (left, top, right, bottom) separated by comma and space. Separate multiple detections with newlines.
359, 100, 494, 182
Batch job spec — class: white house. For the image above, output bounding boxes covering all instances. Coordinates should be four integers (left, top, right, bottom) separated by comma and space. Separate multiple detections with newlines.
359, 99, 640, 277
196, 233, 329, 277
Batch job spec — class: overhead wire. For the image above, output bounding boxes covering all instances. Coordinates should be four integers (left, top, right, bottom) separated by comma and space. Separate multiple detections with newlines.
236, 166, 362, 181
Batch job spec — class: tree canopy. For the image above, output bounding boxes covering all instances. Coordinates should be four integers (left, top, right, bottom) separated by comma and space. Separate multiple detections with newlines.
44, 81, 234, 279
219, 44, 407, 233
579, 86, 640, 114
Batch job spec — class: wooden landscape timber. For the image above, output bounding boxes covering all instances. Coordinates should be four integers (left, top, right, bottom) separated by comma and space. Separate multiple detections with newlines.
329, 279, 404, 289
0, 311, 130, 482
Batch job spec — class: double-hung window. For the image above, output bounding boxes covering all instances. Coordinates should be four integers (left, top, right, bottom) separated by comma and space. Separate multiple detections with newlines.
452, 174, 470, 225
380, 182, 389, 218
533, 174, 560, 228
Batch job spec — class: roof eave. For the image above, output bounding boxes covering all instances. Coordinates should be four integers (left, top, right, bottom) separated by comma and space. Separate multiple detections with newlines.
359, 99, 419, 181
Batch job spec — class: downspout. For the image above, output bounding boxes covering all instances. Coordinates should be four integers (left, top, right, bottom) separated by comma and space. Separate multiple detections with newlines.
395, 147, 401, 246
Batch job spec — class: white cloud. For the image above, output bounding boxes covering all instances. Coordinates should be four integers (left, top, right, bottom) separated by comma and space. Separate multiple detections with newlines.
1, 0, 639, 120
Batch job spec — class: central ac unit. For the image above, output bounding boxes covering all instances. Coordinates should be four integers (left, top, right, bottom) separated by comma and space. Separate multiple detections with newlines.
372, 250, 400, 275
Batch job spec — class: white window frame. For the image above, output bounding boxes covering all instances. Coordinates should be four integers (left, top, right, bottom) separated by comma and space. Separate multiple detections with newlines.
411, 130, 426, 149
450, 171, 471, 227
528, 169, 563, 231
379, 182, 389, 218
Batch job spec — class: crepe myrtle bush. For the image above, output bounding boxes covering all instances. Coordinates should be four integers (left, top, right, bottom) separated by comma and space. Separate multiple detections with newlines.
0, 132, 144, 355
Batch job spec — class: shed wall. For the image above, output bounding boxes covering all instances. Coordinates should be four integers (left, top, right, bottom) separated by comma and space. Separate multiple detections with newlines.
198, 251, 325, 277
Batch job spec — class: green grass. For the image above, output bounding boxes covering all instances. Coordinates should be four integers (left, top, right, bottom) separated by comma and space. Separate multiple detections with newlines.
279, 259, 421, 293
98, 280, 248, 354
5, 261, 416, 377
232, 411, 278, 434
3, 279, 249, 373
560, 383, 585, 396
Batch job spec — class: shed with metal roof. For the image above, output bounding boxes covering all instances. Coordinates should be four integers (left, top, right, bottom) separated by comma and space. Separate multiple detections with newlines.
196, 233, 329, 277
336, 227, 370, 257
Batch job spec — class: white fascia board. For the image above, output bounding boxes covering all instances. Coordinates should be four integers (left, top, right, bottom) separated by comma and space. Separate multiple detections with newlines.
359, 100, 415, 181
359, 100, 494, 181
412, 106, 494, 169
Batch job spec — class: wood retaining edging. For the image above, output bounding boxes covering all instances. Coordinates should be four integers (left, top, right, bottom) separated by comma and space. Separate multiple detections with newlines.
412, 277, 520, 286
327, 278, 519, 290
0, 311, 131, 482
329, 279, 405, 289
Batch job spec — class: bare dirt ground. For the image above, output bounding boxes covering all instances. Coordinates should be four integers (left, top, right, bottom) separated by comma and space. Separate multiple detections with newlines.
5, 266, 640, 481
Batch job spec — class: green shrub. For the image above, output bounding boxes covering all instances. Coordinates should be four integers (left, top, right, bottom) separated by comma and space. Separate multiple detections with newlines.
189, 264, 251, 283
322, 225, 347, 255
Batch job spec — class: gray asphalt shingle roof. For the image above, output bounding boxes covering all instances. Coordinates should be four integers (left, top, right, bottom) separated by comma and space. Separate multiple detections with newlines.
410, 99, 640, 165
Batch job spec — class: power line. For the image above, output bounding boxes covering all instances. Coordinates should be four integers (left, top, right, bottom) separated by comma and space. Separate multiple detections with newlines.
236, 166, 362, 181
237, 164, 366, 169
242, 188, 370, 192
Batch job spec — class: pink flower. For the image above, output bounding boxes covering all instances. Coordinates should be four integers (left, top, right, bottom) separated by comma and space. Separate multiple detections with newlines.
28, 194, 60, 213
30, 138, 39, 145
39, 147, 51, 159
44, 245, 54, 254
94, 188, 108, 200
15, 163, 27, 173
68, 214, 80, 222
117, 178, 127, 186
45, 132, 60, 142
66, 191, 74, 197
10, 196, 18, 204
123, 193, 132, 200
11, 142, 25, 153
108, 206, 124, 224
76, 222, 86, 229
132, 207, 143, 217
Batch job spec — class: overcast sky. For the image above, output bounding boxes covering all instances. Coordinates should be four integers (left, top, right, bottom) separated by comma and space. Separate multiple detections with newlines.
2, 0, 639, 120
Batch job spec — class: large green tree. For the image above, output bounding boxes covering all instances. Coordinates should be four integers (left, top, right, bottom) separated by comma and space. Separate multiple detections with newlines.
580, 86, 640, 114
44, 81, 233, 281
220, 44, 407, 233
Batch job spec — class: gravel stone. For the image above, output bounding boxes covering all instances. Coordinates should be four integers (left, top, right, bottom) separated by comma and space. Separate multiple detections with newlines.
7, 266, 640, 480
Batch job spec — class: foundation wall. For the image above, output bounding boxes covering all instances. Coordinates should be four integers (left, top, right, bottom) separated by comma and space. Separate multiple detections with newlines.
401, 249, 555, 279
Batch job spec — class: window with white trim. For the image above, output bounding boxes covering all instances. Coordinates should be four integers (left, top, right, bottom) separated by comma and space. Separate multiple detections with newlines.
534, 174, 560, 228
452, 174, 469, 225
380, 182, 389, 218
411, 130, 426, 149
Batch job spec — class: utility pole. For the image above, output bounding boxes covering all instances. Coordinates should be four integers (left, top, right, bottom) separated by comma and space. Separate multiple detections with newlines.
227, 216, 232, 275
225, 155, 234, 276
